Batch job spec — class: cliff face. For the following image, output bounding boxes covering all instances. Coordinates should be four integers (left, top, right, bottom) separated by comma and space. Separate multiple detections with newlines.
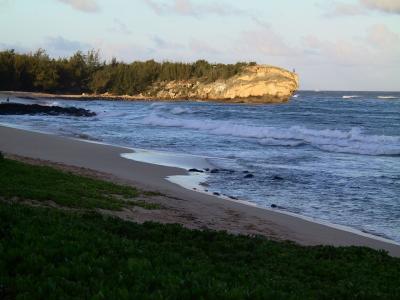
144, 65, 299, 103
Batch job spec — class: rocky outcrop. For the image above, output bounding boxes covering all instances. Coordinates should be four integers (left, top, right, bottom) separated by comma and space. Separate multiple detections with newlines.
144, 65, 299, 103
0, 103, 96, 117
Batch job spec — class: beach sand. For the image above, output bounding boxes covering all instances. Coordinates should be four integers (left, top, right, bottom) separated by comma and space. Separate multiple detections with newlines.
1, 125, 400, 257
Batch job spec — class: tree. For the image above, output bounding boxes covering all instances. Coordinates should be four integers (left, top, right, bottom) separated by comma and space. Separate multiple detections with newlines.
0, 49, 251, 95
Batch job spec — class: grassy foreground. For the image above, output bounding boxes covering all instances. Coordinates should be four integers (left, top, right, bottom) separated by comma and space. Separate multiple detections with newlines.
1, 158, 400, 299
0, 158, 158, 210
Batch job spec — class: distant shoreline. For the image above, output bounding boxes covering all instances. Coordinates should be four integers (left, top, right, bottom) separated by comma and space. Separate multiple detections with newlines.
0, 90, 291, 103
2, 91, 399, 104
0, 90, 160, 102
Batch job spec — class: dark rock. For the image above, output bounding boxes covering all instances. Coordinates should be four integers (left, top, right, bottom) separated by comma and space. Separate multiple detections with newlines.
272, 175, 284, 180
203, 168, 210, 172
213, 192, 220, 196
228, 196, 238, 200
210, 169, 219, 173
271, 204, 285, 209
188, 168, 204, 173
243, 170, 249, 173
0, 103, 96, 117
244, 174, 254, 179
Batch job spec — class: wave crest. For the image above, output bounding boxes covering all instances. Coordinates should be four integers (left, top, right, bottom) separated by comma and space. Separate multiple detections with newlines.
378, 96, 398, 99
342, 95, 360, 99
141, 114, 400, 156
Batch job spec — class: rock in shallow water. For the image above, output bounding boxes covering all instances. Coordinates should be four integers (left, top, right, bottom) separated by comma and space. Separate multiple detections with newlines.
271, 204, 286, 209
244, 174, 254, 179
0, 103, 96, 117
188, 168, 204, 173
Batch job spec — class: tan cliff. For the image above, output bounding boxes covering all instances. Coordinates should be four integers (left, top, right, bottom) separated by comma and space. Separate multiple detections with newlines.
2, 65, 299, 103
143, 65, 299, 103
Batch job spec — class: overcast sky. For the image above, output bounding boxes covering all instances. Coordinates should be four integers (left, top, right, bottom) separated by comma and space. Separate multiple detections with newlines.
0, 0, 399, 91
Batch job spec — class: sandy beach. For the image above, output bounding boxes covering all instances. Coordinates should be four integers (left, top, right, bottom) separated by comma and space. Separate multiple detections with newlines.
1, 125, 400, 257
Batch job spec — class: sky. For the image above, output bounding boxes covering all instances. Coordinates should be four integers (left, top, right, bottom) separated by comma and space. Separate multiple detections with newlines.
0, 0, 399, 91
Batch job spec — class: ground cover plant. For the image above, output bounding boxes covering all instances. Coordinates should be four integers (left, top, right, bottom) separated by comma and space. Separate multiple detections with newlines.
0, 158, 158, 210
0, 158, 399, 299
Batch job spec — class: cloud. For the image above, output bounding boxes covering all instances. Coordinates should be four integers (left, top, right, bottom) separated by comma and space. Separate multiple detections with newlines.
152, 36, 184, 49
143, 0, 248, 17
109, 19, 132, 35
188, 39, 220, 54
57, 0, 100, 13
298, 24, 400, 90
365, 24, 400, 52
45, 36, 92, 57
361, 0, 400, 14
236, 21, 297, 58
301, 24, 400, 67
0, 42, 29, 53
325, 0, 400, 16
324, 2, 366, 16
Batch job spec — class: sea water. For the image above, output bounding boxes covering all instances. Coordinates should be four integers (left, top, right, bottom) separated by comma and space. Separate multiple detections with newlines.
1, 91, 399, 242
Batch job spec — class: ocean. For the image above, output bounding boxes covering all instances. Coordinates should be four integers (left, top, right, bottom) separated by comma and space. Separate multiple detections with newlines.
1, 91, 399, 242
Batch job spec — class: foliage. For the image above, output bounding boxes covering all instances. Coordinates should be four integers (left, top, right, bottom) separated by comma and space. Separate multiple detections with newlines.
0, 159, 160, 210
0, 49, 252, 95
0, 159, 400, 298
0, 202, 400, 299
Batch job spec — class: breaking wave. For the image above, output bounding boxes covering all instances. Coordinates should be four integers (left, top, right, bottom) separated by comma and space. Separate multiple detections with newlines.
141, 114, 400, 156
150, 104, 193, 115
342, 95, 360, 99
378, 96, 398, 99
169, 107, 192, 115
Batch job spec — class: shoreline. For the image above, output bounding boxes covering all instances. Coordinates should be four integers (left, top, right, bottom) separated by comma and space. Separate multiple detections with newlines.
1, 90, 155, 101
0, 90, 291, 103
122, 149, 400, 245
1, 124, 400, 256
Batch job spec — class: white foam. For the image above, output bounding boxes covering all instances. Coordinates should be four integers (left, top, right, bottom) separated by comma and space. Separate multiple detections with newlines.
150, 102, 164, 107
141, 114, 400, 156
378, 96, 398, 99
342, 95, 360, 99
47, 101, 60, 106
170, 107, 192, 115
121, 149, 212, 170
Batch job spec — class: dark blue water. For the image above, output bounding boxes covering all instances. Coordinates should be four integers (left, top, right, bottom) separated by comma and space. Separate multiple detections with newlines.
1, 91, 399, 241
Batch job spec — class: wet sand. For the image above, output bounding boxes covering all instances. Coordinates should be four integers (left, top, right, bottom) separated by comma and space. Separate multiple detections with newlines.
1, 125, 400, 257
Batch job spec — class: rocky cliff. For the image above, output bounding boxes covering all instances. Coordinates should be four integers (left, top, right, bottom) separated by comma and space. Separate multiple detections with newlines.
143, 65, 299, 103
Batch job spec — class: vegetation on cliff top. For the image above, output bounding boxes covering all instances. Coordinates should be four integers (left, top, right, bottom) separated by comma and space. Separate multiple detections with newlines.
1, 158, 400, 298
0, 49, 255, 96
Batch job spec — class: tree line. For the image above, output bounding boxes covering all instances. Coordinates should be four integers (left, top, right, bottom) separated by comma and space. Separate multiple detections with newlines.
0, 49, 256, 95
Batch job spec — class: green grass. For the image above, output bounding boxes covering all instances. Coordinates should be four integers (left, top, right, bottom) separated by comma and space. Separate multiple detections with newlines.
0, 158, 158, 210
1, 202, 400, 299
0, 158, 400, 299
